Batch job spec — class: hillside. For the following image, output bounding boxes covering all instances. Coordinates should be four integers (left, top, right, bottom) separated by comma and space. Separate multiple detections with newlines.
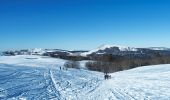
81, 44, 138, 56
0, 55, 170, 100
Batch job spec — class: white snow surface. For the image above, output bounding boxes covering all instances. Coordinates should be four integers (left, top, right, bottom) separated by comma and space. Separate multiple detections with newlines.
0, 55, 66, 68
0, 55, 170, 100
81, 44, 137, 56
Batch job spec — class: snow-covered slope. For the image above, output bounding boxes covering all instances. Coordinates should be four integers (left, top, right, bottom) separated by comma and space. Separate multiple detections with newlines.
0, 55, 170, 99
81, 44, 137, 56
0, 55, 66, 67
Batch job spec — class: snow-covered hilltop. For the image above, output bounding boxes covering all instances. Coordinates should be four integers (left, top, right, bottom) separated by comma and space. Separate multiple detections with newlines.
80, 45, 170, 56
95, 44, 137, 52
81, 44, 137, 56
29, 48, 46, 55
0, 55, 170, 99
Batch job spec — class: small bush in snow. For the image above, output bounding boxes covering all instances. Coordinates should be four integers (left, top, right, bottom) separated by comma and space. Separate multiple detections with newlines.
64, 60, 80, 69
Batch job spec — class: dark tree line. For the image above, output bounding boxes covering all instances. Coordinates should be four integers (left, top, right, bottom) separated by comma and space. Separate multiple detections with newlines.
47, 51, 170, 73
46, 52, 89, 61
85, 53, 170, 73
2, 51, 15, 56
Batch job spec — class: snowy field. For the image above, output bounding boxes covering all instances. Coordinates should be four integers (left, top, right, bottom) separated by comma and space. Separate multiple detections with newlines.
0, 55, 170, 100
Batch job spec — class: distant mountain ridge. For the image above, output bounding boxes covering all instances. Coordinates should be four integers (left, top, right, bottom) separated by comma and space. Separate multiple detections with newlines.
1, 45, 170, 57
148, 47, 170, 51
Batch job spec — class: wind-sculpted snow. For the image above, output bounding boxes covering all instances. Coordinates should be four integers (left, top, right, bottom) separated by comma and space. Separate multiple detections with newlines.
0, 55, 170, 100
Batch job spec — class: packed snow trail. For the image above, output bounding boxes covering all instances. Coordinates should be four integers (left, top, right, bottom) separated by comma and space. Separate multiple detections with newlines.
0, 64, 61, 100
0, 55, 170, 100
0, 64, 102, 100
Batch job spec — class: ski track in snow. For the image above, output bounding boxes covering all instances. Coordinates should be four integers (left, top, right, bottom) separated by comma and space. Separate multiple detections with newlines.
0, 55, 170, 100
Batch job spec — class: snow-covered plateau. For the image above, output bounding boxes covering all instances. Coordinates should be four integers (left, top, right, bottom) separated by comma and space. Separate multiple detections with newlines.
0, 55, 170, 100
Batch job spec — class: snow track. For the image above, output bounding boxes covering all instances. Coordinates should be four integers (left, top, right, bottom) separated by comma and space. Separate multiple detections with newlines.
0, 55, 170, 100
0, 63, 103, 100
49, 68, 103, 100
0, 64, 61, 100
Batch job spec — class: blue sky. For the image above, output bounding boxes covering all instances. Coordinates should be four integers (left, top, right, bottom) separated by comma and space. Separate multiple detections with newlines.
0, 0, 170, 50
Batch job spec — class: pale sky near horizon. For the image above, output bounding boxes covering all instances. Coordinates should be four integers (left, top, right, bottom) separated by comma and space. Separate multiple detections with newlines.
0, 0, 170, 50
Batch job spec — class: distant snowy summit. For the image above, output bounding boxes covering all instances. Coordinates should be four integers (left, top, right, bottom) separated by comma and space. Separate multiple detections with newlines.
91, 44, 137, 52
81, 44, 170, 56
29, 48, 45, 55
81, 44, 137, 56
